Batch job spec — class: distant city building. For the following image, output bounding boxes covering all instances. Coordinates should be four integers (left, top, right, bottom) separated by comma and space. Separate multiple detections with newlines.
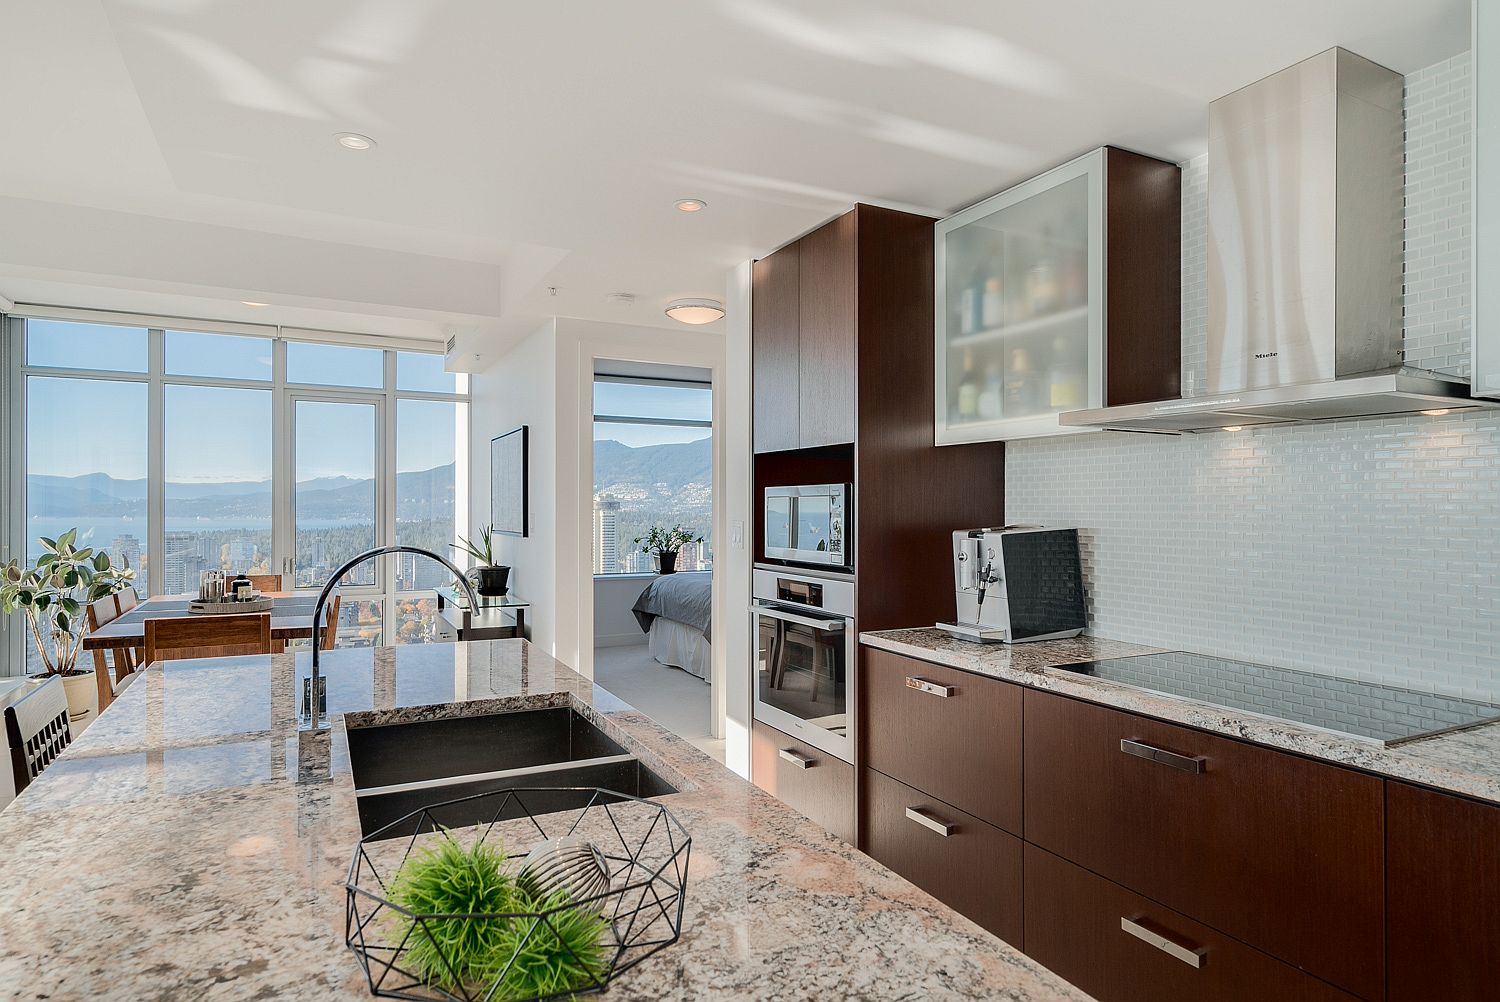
226, 538, 255, 568
111, 534, 141, 573
678, 540, 702, 572
593, 495, 621, 574
163, 531, 206, 595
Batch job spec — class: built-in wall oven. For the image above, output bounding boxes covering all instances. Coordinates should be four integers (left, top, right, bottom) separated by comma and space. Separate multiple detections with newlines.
763, 483, 850, 570
751, 567, 855, 764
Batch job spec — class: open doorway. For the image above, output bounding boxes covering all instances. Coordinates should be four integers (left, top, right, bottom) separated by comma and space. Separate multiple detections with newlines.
589, 360, 722, 762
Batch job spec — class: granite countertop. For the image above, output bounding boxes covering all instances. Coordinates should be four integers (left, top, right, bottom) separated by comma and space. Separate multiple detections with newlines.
863, 627, 1500, 806
0, 639, 1091, 1002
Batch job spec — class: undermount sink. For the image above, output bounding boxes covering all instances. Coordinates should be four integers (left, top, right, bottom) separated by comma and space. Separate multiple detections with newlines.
346, 706, 678, 839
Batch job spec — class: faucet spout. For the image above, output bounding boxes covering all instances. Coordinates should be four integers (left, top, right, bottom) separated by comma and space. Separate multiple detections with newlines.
305, 545, 481, 730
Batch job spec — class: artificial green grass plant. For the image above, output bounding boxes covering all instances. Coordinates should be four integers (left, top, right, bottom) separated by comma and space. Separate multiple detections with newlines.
387, 836, 609, 999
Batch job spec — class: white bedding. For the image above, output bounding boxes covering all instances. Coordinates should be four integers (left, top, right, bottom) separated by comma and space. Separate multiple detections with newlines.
647, 616, 711, 681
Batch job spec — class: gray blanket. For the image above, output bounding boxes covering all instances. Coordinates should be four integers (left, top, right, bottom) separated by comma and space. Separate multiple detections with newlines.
632, 571, 712, 642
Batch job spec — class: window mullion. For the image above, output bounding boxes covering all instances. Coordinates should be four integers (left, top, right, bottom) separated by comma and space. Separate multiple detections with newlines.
147, 329, 166, 596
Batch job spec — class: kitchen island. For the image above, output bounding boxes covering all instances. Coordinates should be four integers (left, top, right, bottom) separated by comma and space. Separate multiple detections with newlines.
0, 639, 1091, 1001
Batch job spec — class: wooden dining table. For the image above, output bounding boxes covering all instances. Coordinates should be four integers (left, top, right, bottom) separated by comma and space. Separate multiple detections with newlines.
82, 592, 328, 657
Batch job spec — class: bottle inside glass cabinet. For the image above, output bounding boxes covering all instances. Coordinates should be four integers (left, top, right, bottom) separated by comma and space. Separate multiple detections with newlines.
956, 348, 981, 421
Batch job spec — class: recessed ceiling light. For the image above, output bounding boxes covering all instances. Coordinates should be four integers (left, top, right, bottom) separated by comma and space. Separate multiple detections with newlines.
240, 301, 269, 307
674, 198, 707, 213
1421, 408, 1451, 416
1221, 425, 1244, 432
665, 298, 725, 325
335, 132, 376, 151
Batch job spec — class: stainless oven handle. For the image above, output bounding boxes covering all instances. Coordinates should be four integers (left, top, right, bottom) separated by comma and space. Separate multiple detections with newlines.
751, 605, 849, 631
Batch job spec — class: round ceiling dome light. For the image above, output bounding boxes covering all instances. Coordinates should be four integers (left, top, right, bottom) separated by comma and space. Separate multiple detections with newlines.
335, 132, 376, 150
665, 298, 725, 325
674, 198, 708, 212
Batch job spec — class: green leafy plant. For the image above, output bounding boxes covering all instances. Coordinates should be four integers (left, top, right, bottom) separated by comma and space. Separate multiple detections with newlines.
388, 836, 609, 999
0, 529, 135, 677
488, 887, 610, 1000
632, 524, 702, 557
452, 524, 498, 566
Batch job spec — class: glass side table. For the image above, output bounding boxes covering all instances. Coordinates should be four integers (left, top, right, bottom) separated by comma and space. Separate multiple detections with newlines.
433, 588, 530, 641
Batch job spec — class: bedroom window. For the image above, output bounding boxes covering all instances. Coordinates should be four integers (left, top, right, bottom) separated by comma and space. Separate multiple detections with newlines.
592, 373, 712, 575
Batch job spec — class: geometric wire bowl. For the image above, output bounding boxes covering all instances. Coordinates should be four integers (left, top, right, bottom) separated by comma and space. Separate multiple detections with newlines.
346, 787, 691, 1002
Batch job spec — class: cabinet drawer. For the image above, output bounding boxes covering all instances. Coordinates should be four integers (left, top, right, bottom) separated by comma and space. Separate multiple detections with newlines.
861, 767, 1021, 945
1388, 782, 1500, 1001
1024, 843, 1359, 1002
861, 647, 1021, 834
1023, 689, 1383, 1000
750, 719, 854, 842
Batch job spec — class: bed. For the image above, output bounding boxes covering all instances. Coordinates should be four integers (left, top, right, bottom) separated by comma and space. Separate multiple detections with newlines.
631, 571, 712, 681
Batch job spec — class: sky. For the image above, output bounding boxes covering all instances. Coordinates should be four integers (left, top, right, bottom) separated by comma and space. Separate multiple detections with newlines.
23, 321, 709, 479
25, 320, 462, 481
592, 380, 712, 448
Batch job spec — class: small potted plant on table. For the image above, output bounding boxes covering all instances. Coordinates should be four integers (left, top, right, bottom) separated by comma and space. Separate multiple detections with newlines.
0, 529, 135, 721
453, 524, 511, 597
633, 524, 703, 575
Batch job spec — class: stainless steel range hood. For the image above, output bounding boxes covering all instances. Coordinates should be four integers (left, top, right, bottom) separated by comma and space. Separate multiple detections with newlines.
1063, 48, 1495, 434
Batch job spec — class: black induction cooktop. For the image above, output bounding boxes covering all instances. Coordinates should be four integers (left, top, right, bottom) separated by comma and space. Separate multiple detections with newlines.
1055, 651, 1500, 746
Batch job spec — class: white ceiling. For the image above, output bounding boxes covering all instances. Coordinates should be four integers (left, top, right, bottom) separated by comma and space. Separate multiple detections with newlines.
0, 0, 1469, 358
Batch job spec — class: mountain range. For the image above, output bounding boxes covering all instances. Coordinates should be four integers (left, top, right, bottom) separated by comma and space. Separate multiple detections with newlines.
30, 437, 713, 522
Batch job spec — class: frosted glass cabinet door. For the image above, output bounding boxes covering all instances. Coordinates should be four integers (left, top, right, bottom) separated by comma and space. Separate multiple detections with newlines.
935, 149, 1104, 443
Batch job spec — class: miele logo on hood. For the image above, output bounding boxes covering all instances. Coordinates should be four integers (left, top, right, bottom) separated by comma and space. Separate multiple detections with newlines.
1254, 351, 1279, 360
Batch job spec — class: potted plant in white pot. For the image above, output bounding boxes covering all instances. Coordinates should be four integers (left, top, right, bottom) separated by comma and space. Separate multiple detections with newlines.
1, 529, 135, 720
453, 525, 510, 597
633, 525, 703, 575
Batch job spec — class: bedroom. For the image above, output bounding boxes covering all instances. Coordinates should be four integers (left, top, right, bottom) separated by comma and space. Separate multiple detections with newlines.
590, 360, 722, 761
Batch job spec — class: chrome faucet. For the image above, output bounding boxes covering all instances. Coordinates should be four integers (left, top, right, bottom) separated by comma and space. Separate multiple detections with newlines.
305, 544, 481, 731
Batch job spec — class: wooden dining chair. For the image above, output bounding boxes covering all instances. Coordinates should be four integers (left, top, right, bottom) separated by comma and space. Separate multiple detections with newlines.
114, 587, 147, 670
144, 613, 273, 666
231, 573, 283, 593
5, 677, 71, 796
86, 595, 136, 713
115, 587, 139, 614
321, 593, 343, 650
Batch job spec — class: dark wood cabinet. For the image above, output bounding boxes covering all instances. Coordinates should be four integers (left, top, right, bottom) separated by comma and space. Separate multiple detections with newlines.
750, 210, 855, 454
861, 647, 1021, 834
1387, 782, 1500, 1001
1023, 689, 1385, 1001
1025, 843, 1359, 1002
862, 767, 1022, 946
751, 242, 801, 454
796, 209, 857, 449
750, 718, 854, 842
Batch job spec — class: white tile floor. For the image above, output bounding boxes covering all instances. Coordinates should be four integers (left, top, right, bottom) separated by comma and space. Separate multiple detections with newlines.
594, 643, 725, 764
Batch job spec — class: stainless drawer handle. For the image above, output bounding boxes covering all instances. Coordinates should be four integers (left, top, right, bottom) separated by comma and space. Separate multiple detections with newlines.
1120, 738, 1205, 774
778, 748, 815, 769
905, 676, 954, 698
905, 806, 956, 837
1120, 916, 1207, 969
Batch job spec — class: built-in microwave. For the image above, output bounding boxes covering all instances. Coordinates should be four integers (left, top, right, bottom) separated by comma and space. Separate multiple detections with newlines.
763, 483, 851, 570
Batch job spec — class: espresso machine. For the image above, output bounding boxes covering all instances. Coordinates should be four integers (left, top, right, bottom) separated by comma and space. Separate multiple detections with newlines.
937, 526, 1086, 644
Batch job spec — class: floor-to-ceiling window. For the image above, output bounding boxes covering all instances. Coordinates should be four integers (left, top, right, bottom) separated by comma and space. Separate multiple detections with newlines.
3, 312, 468, 674
591, 373, 713, 575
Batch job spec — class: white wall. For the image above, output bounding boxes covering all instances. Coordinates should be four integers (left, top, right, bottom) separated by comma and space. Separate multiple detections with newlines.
1007, 53, 1500, 701
467, 319, 560, 654
468, 317, 731, 700
719, 262, 754, 778
594, 574, 656, 647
